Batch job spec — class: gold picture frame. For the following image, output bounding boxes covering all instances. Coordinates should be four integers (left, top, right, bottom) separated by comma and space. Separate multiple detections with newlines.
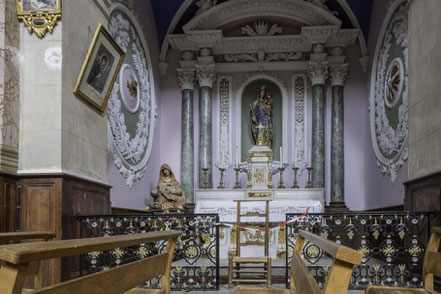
74, 23, 124, 113
17, 0, 62, 38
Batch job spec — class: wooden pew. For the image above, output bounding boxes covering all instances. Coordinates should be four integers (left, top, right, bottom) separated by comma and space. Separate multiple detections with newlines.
366, 227, 441, 294
233, 229, 362, 294
0, 231, 56, 289
0, 230, 180, 294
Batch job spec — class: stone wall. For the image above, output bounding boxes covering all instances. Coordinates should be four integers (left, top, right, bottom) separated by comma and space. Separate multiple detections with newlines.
408, 0, 441, 180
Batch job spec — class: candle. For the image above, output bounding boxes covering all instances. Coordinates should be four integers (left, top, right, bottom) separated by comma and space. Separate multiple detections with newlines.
280, 146, 283, 168
308, 144, 312, 167
203, 146, 207, 169
236, 145, 239, 167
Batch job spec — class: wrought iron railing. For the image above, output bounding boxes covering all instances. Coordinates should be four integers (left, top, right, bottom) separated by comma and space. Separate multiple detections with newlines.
285, 212, 434, 290
77, 214, 219, 291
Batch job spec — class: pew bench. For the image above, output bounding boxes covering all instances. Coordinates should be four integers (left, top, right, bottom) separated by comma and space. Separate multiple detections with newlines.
234, 229, 363, 294
366, 227, 441, 294
0, 231, 56, 289
0, 230, 180, 294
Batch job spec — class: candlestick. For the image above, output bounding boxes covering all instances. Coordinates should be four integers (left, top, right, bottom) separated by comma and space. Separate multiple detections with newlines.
217, 168, 226, 189
202, 167, 209, 189
233, 167, 241, 189
305, 167, 313, 188
278, 166, 286, 189
292, 167, 299, 189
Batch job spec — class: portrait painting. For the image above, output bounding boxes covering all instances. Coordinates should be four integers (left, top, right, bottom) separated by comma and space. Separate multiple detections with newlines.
22, 0, 58, 11
74, 24, 124, 112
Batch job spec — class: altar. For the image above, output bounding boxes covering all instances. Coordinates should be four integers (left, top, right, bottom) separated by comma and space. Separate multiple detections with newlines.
194, 188, 324, 259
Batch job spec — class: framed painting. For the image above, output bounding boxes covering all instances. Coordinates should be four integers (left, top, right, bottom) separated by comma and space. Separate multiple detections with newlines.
74, 23, 124, 112
17, 0, 62, 38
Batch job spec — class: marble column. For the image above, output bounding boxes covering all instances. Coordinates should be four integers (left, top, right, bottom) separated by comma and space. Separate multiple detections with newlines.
329, 64, 348, 207
308, 62, 329, 188
177, 68, 196, 203
196, 64, 216, 188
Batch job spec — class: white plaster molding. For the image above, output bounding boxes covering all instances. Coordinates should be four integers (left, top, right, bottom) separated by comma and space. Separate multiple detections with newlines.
183, 0, 341, 32
177, 68, 196, 91
369, 0, 408, 183
159, 62, 169, 77
195, 0, 218, 17
308, 61, 329, 85
216, 76, 233, 169
359, 56, 368, 73
336, 0, 368, 56
329, 63, 349, 86
292, 75, 308, 175
108, 4, 157, 188
196, 64, 216, 88
235, 72, 289, 170
241, 21, 283, 36
167, 27, 359, 56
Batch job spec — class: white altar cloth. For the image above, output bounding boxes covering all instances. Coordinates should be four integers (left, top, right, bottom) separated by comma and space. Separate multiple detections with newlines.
194, 188, 325, 259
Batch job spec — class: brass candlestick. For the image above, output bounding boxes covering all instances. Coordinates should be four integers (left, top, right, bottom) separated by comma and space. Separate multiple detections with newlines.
305, 167, 313, 188
292, 167, 299, 189
233, 167, 241, 189
217, 168, 226, 189
202, 168, 209, 189
278, 166, 286, 189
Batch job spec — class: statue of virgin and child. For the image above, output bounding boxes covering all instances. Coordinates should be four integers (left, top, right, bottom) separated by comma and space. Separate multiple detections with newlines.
250, 85, 273, 149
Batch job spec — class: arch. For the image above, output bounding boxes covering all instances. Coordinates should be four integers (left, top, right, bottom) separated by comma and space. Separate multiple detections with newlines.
235, 72, 289, 168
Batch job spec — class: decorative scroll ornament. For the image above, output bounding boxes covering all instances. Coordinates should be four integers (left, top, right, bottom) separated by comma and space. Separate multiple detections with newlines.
196, 64, 216, 88
216, 77, 232, 169
108, 8, 156, 188
329, 64, 349, 86
292, 75, 308, 175
16, 0, 61, 38
369, 0, 408, 183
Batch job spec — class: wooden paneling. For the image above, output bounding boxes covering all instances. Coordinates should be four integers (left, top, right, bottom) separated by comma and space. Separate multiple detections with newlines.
0, 174, 17, 234
405, 171, 441, 227
19, 175, 111, 284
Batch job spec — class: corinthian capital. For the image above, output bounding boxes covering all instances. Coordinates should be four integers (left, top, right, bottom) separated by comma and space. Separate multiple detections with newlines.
196, 64, 216, 88
308, 62, 329, 86
329, 63, 349, 86
177, 68, 196, 91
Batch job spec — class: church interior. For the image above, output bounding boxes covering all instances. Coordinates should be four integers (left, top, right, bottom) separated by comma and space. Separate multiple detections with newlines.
1, 0, 440, 293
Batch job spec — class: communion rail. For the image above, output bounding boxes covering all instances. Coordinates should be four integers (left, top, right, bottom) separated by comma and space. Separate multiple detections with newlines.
77, 213, 219, 291
285, 211, 434, 290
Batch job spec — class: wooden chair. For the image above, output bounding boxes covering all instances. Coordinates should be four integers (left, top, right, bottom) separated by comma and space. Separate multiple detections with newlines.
229, 199, 271, 288
0, 230, 180, 294
0, 231, 56, 289
366, 227, 441, 294
234, 229, 362, 294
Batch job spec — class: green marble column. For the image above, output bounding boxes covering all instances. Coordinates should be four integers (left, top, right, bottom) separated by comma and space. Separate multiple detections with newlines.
330, 64, 348, 205
177, 68, 196, 202
308, 62, 329, 188
196, 65, 216, 188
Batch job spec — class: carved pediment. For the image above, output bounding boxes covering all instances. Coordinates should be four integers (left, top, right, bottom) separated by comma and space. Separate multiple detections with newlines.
183, 0, 341, 32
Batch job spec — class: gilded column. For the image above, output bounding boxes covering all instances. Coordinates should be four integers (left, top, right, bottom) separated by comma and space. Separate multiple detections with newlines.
329, 64, 349, 209
308, 62, 329, 188
177, 68, 196, 202
196, 64, 216, 188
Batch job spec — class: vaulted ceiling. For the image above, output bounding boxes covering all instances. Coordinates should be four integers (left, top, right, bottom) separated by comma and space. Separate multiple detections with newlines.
151, 0, 373, 49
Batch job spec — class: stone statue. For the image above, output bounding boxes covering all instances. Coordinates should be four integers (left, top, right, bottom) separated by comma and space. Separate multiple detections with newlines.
250, 85, 273, 148
150, 164, 185, 210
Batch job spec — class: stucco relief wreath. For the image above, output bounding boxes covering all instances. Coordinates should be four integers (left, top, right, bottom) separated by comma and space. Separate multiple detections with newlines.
371, 3, 408, 183
107, 12, 155, 188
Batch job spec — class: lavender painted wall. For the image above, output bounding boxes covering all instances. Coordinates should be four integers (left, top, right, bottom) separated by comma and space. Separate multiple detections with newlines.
107, 0, 163, 210
363, 0, 407, 210
159, 44, 370, 211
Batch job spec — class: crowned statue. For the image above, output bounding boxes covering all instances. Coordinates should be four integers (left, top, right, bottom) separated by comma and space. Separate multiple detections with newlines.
250, 85, 273, 148
150, 164, 186, 210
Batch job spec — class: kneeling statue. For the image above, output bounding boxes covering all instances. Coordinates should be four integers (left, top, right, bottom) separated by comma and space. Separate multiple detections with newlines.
150, 164, 186, 210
